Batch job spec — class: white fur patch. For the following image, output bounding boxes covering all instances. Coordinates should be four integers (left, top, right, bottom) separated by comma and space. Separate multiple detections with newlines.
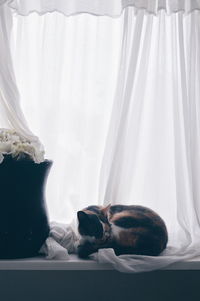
110, 224, 122, 239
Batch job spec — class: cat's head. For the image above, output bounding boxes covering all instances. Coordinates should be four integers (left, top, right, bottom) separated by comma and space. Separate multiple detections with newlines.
77, 205, 111, 240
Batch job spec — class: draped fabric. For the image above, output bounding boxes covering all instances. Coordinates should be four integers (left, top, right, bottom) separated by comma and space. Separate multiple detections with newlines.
95, 8, 200, 272
0, 4, 43, 159
1, 0, 200, 16
10, 5, 200, 272
0, 4, 31, 135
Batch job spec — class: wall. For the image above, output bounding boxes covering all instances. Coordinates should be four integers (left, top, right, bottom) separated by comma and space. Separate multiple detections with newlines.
0, 270, 199, 301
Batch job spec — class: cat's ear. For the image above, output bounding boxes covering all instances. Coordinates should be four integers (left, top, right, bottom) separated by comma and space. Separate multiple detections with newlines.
77, 211, 89, 223
101, 203, 111, 216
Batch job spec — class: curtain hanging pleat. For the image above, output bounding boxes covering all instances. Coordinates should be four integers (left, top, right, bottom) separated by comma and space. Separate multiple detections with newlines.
0, 4, 44, 162
1, 0, 200, 16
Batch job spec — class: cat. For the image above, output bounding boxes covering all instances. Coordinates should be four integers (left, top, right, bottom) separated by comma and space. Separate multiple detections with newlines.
77, 204, 168, 258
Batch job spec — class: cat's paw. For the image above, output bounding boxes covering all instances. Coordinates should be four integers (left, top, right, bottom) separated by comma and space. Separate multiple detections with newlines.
77, 242, 96, 258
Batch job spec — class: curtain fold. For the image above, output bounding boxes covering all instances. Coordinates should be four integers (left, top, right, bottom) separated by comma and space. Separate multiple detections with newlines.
1, 0, 200, 17
0, 4, 43, 158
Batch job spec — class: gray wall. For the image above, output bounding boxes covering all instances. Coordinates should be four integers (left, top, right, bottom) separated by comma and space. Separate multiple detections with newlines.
0, 270, 199, 301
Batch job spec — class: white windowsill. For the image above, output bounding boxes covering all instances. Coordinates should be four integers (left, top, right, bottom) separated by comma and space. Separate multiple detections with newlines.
0, 254, 200, 271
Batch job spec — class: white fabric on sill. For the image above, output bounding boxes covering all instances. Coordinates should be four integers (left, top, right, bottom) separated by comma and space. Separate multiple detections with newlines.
40, 221, 200, 273
40, 222, 79, 260
1, 0, 200, 17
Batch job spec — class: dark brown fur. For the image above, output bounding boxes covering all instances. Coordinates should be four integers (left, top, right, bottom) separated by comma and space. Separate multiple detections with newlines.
77, 204, 168, 258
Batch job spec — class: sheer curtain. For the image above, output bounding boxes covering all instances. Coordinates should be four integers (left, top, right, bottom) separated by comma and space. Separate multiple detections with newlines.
0, 3, 41, 142
11, 12, 123, 222
96, 8, 200, 272
2, 0, 200, 272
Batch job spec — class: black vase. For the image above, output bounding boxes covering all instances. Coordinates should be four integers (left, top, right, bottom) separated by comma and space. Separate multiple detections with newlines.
0, 155, 52, 259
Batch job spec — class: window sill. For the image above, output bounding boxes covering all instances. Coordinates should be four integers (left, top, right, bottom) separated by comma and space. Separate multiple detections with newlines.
0, 255, 113, 270
0, 254, 200, 271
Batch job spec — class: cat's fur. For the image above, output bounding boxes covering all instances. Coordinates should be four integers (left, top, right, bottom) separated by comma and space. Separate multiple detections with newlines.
77, 204, 168, 258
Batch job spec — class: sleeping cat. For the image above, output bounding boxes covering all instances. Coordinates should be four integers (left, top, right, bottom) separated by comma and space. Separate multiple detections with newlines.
77, 204, 168, 258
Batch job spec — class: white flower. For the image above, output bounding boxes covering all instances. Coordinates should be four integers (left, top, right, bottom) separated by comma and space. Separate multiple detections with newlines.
0, 128, 45, 164
0, 141, 12, 153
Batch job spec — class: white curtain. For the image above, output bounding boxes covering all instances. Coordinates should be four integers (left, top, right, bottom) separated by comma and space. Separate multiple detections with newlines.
11, 12, 122, 223
1, 0, 200, 272
0, 4, 43, 159
96, 8, 200, 272
0, 4, 36, 137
